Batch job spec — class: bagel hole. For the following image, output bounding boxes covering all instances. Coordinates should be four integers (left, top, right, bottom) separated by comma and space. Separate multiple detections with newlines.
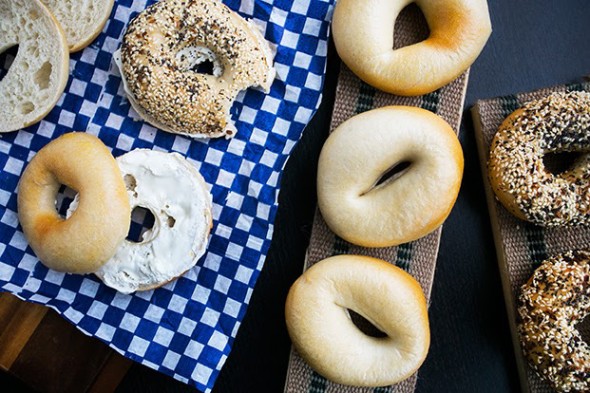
393, 4, 430, 49
127, 206, 156, 243
543, 151, 584, 175
347, 309, 388, 338
576, 313, 590, 344
372, 161, 412, 191
192, 60, 215, 76
55, 185, 78, 218
0, 45, 19, 83
176, 46, 222, 76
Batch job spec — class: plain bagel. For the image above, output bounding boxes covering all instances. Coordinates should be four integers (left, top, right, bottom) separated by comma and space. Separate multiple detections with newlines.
119, 0, 275, 139
285, 255, 430, 386
317, 106, 463, 248
17, 133, 131, 274
332, 0, 492, 96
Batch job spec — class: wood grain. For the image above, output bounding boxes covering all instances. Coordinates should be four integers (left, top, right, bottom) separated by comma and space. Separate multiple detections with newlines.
0, 293, 132, 392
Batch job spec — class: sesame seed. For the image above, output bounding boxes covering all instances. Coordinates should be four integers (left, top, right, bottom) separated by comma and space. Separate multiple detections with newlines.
489, 91, 590, 227
518, 250, 590, 391
120, 0, 274, 138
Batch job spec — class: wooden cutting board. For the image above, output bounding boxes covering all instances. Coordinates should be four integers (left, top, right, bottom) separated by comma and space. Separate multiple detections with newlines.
0, 292, 132, 393
471, 80, 590, 392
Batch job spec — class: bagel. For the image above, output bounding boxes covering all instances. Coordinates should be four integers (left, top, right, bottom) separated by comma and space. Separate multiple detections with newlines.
517, 250, 590, 392
17, 133, 131, 274
87, 149, 213, 294
285, 255, 430, 386
331, 0, 492, 96
40, 0, 115, 52
117, 0, 275, 139
0, 0, 69, 133
317, 106, 463, 248
489, 91, 590, 227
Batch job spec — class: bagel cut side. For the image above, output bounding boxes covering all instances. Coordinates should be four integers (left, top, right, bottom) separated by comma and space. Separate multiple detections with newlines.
40, 0, 115, 52
0, 0, 69, 133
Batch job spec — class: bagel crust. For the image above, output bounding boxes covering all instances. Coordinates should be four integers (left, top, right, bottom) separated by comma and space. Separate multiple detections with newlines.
17, 133, 131, 274
489, 91, 590, 227
120, 0, 275, 138
332, 0, 492, 96
317, 106, 463, 248
285, 255, 430, 387
518, 250, 590, 392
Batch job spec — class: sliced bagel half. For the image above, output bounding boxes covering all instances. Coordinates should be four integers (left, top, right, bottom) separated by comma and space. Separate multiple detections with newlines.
40, 0, 114, 52
0, 0, 69, 133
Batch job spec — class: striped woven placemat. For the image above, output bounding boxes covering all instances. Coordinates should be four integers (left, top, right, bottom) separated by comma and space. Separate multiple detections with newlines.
283, 5, 470, 393
471, 80, 590, 392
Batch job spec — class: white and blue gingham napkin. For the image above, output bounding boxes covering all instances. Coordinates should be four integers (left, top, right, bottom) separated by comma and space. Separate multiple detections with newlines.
0, 0, 334, 391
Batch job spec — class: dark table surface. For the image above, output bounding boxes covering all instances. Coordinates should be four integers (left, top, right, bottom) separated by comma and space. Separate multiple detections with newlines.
5, 0, 590, 392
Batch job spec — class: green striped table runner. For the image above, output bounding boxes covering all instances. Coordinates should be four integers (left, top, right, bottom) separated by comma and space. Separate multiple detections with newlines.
283, 5, 470, 392
472, 80, 590, 392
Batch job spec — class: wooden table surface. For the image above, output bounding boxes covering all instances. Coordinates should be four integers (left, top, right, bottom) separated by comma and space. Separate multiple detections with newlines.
4, 0, 590, 392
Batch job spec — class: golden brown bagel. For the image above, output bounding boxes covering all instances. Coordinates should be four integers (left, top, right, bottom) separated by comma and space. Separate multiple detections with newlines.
317, 106, 463, 248
332, 0, 492, 96
17, 133, 131, 274
285, 255, 430, 386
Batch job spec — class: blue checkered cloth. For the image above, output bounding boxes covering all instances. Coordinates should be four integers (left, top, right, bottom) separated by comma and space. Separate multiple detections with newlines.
0, 0, 334, 391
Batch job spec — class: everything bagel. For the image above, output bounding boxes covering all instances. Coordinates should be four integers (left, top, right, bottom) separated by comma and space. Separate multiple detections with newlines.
332, 0, 492, 96
119, 0, 275, 138
489, 91, 590, 227
518, 250, 590, 392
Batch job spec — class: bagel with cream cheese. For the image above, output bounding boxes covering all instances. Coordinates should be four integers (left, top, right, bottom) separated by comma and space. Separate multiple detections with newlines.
89, 149, 213, 294
18, 135, 212, 292
118, 0, 275, 139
